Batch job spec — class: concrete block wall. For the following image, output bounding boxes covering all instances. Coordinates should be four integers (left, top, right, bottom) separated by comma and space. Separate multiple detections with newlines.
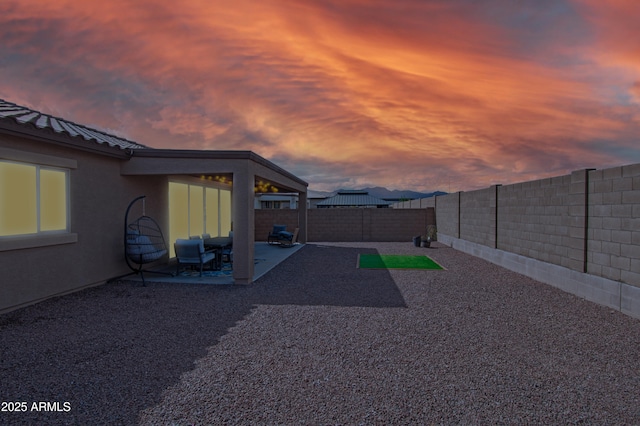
497, 170, 588, 272
254, 209, 300, 241
588, 164, 640, 286
434, 164, 640, 318
256, 162, 640, 291
460, 186, 498, 248
308, 209, 368, 241
426, 207, 436, 228
394, 197, 435, 209
255, 208, 428, 242
369, 209, 428, 241
434, 192, 460, 238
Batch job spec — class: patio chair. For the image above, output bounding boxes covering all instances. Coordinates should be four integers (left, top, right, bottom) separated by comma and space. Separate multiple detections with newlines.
174, 239, 216, 276
267, 225, 288, 245
277, 228, 299, 248
126, 232, 167, 263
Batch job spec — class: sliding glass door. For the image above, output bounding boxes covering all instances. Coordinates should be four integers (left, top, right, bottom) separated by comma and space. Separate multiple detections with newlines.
168, 180, 232, 257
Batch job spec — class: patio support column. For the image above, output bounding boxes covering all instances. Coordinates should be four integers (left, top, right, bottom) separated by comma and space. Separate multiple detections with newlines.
298, 190, 308, 243
232, 163, 255, 284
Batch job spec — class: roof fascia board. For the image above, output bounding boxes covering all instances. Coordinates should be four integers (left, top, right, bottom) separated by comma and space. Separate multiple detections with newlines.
128, 149, 308, 189
131, 148, 254, 160
251, 161, 307, 193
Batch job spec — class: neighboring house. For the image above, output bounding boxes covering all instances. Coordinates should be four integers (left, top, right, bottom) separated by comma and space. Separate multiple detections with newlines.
254, 193, 299, 209
0, 99, 308, 313
307, 197, 326, 209
307, 189, 331, 209
315, 190, 391, 208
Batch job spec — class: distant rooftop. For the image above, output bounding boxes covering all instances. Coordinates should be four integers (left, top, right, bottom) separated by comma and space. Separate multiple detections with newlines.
0, 99, 148, 150
336, 189, 368, 195
316, 190, 391, 208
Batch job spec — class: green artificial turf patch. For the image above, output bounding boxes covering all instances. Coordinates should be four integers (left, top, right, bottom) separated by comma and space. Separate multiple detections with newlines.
358, 254, 444, 270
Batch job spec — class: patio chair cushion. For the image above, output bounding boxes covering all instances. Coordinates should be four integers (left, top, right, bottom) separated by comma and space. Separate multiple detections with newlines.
271, 225, 287, 234
268, 225, 288, 245
278, 231, 293, 241
174, 238, 215, 276
126, 234, 167, 262
174, 239, 215, 264
277, 228, 299, 247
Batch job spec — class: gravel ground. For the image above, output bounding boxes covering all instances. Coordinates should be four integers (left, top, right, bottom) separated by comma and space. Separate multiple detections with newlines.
1, 242, 639, 425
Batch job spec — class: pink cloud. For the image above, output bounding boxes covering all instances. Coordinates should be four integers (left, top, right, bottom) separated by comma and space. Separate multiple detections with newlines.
1, 0, 639, 192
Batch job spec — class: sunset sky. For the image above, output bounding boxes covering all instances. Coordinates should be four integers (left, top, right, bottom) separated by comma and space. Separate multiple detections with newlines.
1, 0, 639, 193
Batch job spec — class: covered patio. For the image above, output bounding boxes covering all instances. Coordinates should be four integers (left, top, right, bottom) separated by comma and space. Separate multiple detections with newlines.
125, 242, 304, 285
121, 149, 308, 285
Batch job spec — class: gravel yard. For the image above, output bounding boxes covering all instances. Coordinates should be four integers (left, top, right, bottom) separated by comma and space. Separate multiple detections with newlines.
1, 242, 639, 425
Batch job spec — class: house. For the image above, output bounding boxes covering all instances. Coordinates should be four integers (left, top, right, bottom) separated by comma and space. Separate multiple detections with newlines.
0, 99, 308, 313
254, 193, 300, 209
306, 189, 331, 209
315, 190, 391, 208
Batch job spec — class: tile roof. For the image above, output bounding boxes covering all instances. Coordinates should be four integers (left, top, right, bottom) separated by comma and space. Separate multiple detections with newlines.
316, 190, 391, 207
0, 99, 148, 150
335, 189, 368, 195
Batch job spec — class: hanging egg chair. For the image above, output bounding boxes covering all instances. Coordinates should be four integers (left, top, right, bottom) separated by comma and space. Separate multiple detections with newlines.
124, 195, 171, 285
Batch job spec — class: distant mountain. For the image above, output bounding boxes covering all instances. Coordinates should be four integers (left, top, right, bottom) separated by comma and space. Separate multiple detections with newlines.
307, 187, 447, 200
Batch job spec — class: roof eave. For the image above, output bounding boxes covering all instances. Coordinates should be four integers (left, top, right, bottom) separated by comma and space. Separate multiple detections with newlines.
132, 149, 308, 187
0, 118, 132, 159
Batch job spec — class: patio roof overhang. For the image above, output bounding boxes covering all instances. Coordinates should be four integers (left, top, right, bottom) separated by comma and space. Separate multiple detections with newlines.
120, 149, 307, 193
120, 148, 308, 285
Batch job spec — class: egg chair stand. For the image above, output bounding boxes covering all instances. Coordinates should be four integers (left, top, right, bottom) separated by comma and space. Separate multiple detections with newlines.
124, 195, 173, 285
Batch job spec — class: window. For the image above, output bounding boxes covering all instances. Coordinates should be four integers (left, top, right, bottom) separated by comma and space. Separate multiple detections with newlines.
0, 160, 69, 237
262, 200, 281, 209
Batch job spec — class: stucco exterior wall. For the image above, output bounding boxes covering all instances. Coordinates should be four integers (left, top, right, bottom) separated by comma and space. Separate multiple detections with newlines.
1, 135, 167, 313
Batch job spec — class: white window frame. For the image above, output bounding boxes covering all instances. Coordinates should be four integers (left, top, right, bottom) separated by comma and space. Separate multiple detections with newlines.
262, 200, 282, 209
0, 148, 77, 251
168, 177, 233, 256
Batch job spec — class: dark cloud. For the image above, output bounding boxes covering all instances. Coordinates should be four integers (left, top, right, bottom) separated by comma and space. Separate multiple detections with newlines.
1, 0, 639, 192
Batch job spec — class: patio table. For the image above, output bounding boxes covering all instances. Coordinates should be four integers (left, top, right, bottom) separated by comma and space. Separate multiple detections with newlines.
203, 237, 232, 270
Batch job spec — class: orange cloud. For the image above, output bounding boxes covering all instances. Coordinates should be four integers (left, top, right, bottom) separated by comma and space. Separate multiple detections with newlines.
1, 0, 639, 192
572, 0, 640, 108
